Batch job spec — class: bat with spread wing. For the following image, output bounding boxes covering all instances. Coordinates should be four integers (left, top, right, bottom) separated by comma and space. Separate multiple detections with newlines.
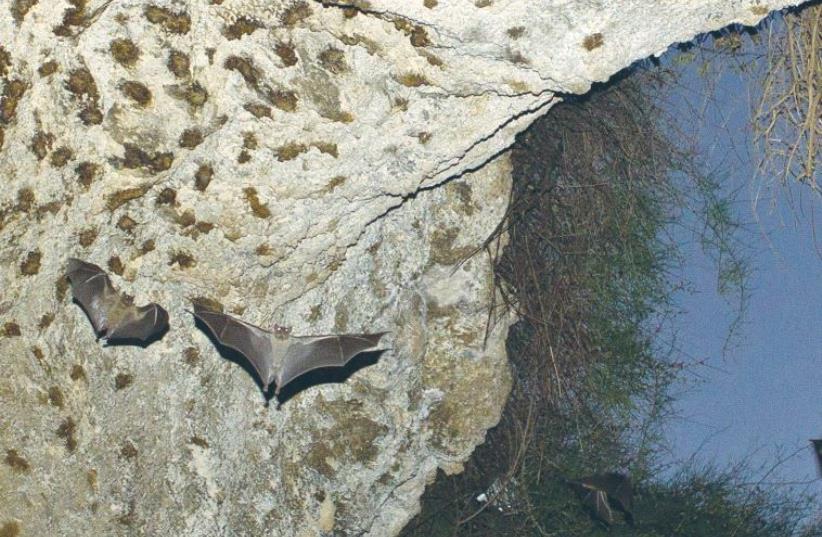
190, 303, 387, 396
66, 258, 169, 343
565, 472, 634, 526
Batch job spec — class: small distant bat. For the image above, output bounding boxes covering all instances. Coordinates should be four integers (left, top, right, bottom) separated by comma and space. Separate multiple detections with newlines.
566, 472, 634, 526
190, 303, 387, 396
812, 439, 822, 476
66, 258, 169, 343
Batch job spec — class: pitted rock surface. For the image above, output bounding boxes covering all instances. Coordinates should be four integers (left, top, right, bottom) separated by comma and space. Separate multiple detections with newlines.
0, 1, 802, 534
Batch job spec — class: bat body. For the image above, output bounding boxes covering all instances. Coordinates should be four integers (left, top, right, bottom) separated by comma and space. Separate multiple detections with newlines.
812, 439, 822, 477
66, 258, 169, 343
190, 303, 387, 396
566, 472, 634, 526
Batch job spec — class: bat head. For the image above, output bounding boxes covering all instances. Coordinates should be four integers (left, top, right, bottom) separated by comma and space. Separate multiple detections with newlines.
271, 324, 291, 340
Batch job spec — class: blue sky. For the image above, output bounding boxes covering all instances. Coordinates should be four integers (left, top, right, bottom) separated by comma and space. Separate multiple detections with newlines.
658, 28, 822, 501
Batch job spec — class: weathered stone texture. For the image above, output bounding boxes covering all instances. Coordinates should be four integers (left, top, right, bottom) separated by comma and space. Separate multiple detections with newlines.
0, 0, 802, 534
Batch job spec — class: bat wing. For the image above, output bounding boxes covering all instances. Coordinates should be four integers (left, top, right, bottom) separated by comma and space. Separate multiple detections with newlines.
276, 332, 387, 394
66, 258, 119, 336
586, 490, 614, 525
106, 303, 169, 342
576, 473, 633, 524
191, 304, 276, 390
581, 472, 633, 514
608, 475, 633, 515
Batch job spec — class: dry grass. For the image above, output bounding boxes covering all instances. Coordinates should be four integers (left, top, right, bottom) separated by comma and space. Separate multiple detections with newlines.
753, 4, 821, 196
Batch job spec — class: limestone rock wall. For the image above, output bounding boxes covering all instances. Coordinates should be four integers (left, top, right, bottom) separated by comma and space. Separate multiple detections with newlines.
0, 0, 802, 535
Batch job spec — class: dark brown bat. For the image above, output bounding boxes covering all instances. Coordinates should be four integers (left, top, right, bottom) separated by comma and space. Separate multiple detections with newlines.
812, 439, 822, 476
66, 258, 169, 343
190, 303, 387, 396
566, 472, 634, 526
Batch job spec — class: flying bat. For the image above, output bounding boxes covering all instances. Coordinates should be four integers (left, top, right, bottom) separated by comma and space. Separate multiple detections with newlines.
190, 303, 387, 396
565, 472, 634, 526
66, 258, 169, 343
812, 439, 822, 477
